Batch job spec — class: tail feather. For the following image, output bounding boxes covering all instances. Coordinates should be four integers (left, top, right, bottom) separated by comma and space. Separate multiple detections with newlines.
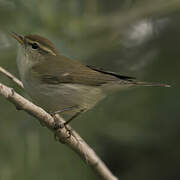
133, 81, 171, 87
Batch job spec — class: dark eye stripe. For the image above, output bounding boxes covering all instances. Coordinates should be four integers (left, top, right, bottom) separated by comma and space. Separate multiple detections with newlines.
27, 40, 56, 55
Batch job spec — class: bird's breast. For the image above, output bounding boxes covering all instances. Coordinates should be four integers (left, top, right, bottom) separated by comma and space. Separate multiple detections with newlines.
22, 79, 105, 115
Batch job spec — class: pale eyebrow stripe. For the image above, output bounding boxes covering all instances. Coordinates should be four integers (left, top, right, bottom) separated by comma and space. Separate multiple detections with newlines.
26, 39, 57, 56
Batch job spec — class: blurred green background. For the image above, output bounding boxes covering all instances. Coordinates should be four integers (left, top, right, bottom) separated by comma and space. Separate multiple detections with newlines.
0, 0, 179, 180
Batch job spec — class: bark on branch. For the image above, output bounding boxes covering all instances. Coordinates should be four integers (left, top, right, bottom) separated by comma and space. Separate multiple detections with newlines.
0, 66, 118, 180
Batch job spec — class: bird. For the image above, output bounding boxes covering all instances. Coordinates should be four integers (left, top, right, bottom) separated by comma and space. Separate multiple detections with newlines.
11, 32, 170, 125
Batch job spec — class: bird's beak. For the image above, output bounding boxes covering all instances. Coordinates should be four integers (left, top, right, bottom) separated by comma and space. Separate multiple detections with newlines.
11, 32, 24, 45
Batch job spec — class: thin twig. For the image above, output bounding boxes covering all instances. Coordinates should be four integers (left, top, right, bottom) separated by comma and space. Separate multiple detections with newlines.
0, 68, 118, 180
0, 66, 23, 88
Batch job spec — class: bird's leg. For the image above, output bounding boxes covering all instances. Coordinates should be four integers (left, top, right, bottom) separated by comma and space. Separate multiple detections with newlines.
53, 109, 84, 130
64, 109, 84, 126
53, 109, 85, 143
52, 105, 81, 130
51, 106, 77, 129
64, 109, 85, 138
50, 105, 78, 116
53, 109, 85, 141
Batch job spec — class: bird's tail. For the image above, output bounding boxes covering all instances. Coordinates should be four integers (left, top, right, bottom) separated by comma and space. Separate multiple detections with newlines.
133, 81, 171, 87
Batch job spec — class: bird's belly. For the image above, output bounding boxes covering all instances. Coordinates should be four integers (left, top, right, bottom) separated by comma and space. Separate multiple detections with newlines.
23, 81, 105, 115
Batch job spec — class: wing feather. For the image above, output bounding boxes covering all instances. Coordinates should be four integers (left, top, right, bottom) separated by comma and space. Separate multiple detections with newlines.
31, 55, 134, 86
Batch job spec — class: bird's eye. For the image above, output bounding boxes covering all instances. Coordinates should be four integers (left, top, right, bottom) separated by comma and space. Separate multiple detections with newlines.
31, 43, 39, 49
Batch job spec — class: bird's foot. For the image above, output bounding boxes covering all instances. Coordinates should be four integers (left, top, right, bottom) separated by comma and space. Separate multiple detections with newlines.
52, 108, 85, 143
53, 115, 72, 143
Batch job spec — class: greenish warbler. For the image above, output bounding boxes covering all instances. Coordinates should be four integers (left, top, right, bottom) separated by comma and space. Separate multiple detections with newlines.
11, 32, 170, 123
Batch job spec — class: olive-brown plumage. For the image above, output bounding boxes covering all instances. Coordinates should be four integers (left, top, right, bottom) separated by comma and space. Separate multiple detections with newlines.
11, 32, 170, 119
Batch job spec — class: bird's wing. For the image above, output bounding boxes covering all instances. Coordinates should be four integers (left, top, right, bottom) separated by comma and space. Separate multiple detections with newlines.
86, 65, 135, 81
31, 55, 134, 86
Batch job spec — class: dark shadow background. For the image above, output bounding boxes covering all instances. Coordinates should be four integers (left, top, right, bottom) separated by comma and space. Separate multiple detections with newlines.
0, 0, 179, 180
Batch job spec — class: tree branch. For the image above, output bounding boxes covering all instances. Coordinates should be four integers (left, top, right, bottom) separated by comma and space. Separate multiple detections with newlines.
0, 66, 118, 180
0, 66, 24, 88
